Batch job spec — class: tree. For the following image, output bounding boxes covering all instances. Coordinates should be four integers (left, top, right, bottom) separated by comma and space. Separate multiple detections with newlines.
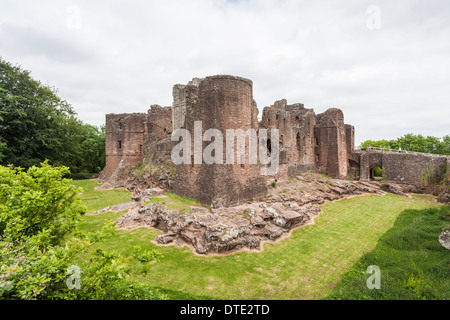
360, 133, 450, 155
0, 138, 6, 163
0, 58, 105, 176
0, 162, 164, 300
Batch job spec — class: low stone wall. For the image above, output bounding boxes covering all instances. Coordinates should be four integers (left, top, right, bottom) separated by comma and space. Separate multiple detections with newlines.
359, 151, 449, 184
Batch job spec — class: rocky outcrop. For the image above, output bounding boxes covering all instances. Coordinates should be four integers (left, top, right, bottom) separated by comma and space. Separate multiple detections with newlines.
437, 192, 450, 204
116, 202, 320, 254
439, 230, 450, 250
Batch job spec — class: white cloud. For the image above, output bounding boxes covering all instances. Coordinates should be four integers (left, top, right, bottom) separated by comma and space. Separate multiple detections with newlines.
0, 0, 449, 145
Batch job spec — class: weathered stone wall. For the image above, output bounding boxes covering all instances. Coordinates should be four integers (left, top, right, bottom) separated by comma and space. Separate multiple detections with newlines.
148, 105, 172, 139
172, 78, 202, 131
173, 75, 267, 207
103, 113, 147, 181
382, 153, 448, 184
260, 100, 317, 179
143, 105, 174, 166
358, 151, 449, 184
314, 108, 348, 179
345, 124, 355, 156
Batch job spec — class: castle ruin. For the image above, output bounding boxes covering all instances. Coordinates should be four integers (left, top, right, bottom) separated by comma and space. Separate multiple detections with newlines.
101, 75, 449, 208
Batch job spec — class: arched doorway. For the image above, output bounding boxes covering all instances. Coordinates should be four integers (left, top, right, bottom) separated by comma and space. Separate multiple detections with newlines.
370, 165, 383, 180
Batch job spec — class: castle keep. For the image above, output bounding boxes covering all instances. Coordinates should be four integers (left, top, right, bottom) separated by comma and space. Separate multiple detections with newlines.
101, 75, 449, 207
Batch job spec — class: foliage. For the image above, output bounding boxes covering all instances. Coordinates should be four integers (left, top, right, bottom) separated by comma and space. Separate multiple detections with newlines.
325, 206, 450, 300
0, 57, 105, 176
0, 160, 85, 245
133, 245, 163, 263
372, 166, 382, 177
360, 133, 450, 155
0, 162, 167, 300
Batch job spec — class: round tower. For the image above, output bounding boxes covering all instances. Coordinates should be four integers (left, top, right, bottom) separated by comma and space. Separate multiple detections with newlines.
194, 75, 254, 132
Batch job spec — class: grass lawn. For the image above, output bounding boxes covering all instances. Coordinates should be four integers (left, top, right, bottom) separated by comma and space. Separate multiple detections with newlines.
325, 205, 450, 300
77, 187, 443, 299
146, 192, 207, 213
71, 179, 131, 212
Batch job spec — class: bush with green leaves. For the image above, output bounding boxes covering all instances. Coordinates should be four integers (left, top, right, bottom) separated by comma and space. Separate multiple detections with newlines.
132, 245, 163, 263
0, 162, 167, 300
0, 160, 85, 244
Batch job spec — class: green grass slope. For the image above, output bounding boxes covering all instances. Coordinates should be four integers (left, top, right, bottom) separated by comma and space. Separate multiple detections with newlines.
72, 179, 131, 212
325, 205, 450, 300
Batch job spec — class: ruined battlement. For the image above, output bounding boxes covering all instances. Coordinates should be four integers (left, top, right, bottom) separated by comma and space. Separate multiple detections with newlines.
102, 75, 355, 205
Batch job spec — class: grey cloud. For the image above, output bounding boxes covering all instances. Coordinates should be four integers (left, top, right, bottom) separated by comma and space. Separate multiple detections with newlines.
0, 24, 96, 64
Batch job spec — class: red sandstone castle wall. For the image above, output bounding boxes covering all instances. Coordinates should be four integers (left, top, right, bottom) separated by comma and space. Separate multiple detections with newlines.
260, 100, 318, 178
104, 113, 147, 180
315, 108, 348, 179
173, 75, 267, 207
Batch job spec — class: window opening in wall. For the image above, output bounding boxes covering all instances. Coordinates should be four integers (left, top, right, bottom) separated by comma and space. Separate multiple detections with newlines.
118, 141, 122, 149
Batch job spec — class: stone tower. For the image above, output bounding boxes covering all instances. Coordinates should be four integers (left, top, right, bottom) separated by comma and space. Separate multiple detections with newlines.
173, 75, 267, 207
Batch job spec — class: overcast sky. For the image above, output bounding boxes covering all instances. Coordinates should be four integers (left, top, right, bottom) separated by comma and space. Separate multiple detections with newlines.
1, 0, 449, 145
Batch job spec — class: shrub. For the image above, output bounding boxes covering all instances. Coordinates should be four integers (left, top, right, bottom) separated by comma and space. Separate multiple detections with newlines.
133, 245, 163, 263
0, 160, 86, 244
0, 162, 166, 300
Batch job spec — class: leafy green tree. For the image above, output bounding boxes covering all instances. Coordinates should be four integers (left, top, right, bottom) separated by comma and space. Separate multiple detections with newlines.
0, 138, 6, 163
360, 133, 450, 155
0, 58, 105, 176
79, 124, 106, 174
0, 160, 84, 244
360, 139, 393, 149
